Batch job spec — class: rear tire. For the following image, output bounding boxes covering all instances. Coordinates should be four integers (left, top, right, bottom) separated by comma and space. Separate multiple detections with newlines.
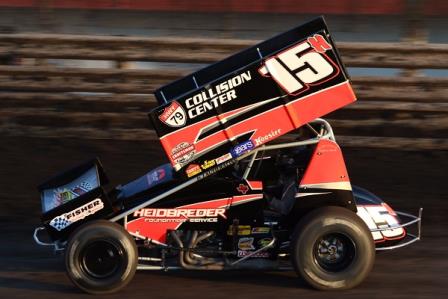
291, 206, 375, 290
65, 220, 138, 294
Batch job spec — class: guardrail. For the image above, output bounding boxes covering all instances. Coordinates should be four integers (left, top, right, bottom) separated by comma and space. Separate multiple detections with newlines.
0, 34, 447, 149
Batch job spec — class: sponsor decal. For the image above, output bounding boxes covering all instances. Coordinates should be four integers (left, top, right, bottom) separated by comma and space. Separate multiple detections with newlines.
258, 238, 273, 247
54, 181, 92, 206
133, 208, 226, 223
215, 153, 233, 165
56, 190, 72, 203
227, 225, 251, 236
318, 144, 338, 153
49, 198, 104, 231
198, 159, 236, 180
171, 142, 196, 165
186, 164, 201, 178
254, 129, 281, 146
231, 140, 254, 157
185, 71, 252, 119
158, 101, 187, 127
236, 184, 249, 195
251, 227, 270, 234
201, 159, 216, 170
259, 34, 338, 96
147, 168, 166, 185
237, 250, 270, 258
238, 237, 255, 250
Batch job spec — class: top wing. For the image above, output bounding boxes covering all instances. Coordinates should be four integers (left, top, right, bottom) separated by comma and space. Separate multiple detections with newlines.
149, 16, 356, 177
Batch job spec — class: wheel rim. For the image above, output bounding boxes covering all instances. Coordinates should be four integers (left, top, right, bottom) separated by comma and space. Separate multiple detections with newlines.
80, 239, 124, 279
313, 233, 356, 272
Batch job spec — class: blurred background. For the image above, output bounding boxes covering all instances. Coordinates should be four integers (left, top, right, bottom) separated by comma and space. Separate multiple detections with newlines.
0, 0, 446, 42
0, 1, 447, 298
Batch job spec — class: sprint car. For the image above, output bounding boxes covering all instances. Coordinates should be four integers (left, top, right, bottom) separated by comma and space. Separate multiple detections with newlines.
34, 17, 422, 294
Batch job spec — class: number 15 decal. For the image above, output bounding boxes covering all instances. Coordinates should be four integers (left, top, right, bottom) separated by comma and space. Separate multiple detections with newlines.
357, 204, 406, 242
259, 34, 340, 95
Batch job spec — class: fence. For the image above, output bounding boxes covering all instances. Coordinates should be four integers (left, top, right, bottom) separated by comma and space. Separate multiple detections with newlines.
0, 33, 447, 149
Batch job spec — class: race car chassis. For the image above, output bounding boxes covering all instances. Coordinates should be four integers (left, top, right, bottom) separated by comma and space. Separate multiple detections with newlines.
34, 119, 423, 259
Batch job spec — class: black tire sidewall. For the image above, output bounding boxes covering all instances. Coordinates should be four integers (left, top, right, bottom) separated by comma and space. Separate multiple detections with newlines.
65, 220, 137, 294
292, 206, 375, 290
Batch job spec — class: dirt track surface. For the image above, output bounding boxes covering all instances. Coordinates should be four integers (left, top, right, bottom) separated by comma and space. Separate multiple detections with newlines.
0, 136, 447, 298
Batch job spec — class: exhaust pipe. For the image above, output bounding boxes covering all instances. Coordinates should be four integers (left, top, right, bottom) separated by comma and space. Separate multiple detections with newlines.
185, 231, 223, 266
170, 231, 224, 270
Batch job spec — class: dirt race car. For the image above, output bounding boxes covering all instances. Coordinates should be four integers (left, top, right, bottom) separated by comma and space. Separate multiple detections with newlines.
33, 17, 422, 294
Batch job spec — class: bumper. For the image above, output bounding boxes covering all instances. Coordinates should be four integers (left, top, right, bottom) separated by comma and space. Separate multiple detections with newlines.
374, 208, 423, 251
33, 226, 65, 252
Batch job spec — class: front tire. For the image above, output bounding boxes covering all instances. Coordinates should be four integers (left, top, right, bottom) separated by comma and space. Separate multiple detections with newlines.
291, 206, 375, 290
65, 220, 138, 294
